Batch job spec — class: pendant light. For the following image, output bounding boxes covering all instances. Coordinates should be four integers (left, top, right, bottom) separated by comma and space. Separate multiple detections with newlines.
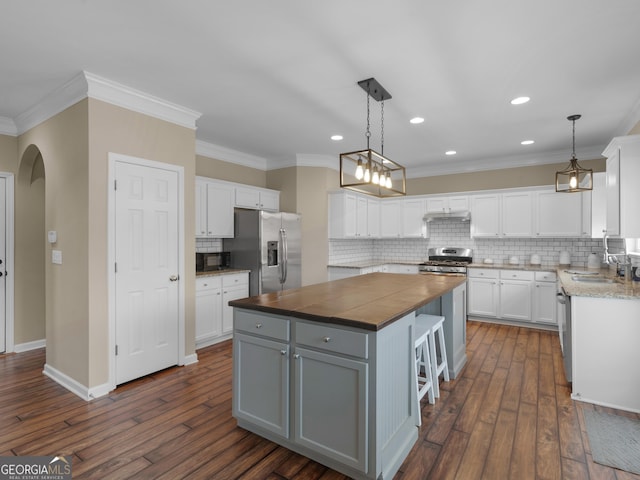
339, 78, 406, 198
555, 114, 593, 192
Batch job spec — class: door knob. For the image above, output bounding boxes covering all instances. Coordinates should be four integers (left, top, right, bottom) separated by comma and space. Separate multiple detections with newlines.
169, 275, 179, 282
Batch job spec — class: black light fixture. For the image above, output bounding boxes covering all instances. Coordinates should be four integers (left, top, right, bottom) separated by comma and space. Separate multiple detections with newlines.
555, 114, 593, 193
340, 78, 406, 197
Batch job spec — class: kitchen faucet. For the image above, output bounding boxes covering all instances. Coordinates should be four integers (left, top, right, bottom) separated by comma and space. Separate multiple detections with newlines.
603, 231, 631, 278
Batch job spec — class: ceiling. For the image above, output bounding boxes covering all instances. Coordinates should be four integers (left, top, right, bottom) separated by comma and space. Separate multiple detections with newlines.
2, 0, 640, 177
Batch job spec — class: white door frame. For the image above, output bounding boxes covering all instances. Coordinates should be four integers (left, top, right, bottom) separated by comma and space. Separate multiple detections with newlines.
0, 173, 14, 353
107, 153, 185, 392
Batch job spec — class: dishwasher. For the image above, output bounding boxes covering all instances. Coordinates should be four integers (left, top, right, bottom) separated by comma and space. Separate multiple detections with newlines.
556, 286, 572, 383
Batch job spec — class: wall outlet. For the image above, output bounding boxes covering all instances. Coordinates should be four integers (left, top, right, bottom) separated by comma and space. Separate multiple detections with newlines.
52, 250, 62, 265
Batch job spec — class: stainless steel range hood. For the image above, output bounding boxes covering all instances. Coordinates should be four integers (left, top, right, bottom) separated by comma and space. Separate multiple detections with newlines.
423, 210, 471, 222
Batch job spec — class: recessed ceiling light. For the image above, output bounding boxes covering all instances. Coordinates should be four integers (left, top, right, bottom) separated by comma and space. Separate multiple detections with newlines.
410, 117, 424, 124
510, 96, 530, 105
521, 140, 535, 145
330, 135, 343, 141
445, 150, 457, 156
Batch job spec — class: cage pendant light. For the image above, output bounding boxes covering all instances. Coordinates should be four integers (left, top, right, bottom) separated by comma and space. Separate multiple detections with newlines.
339, 78, 406, 198
556, 114, 593, 193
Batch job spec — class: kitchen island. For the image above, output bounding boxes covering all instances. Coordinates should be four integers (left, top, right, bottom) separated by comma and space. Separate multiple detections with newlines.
229, 273, 467, 480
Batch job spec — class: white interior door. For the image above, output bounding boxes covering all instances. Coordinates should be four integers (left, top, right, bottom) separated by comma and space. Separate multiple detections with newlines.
0, 177, 5, 353
114, 161, 179, 385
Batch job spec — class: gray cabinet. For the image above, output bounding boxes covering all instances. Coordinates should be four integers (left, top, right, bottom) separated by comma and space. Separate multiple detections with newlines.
233, 332, 290, 438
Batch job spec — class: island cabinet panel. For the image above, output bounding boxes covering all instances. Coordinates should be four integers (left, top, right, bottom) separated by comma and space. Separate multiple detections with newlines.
233, 332, 290, 438
293, 347, 368, 472
232, 309, 419, 479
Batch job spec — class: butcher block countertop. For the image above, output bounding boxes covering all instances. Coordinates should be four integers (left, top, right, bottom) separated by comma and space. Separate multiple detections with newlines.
228, 272, 466, 331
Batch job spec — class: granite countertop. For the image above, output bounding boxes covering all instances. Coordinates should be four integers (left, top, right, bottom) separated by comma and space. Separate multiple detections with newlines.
327, 260, 421, 269
468, 262, 568, 272
196, 268, 250, 278
229, 272, 466, 331
556, 268, 640, 300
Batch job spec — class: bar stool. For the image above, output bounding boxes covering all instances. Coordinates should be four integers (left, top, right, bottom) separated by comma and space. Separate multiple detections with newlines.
416, 314, 449, 398
413, 321, 435, 426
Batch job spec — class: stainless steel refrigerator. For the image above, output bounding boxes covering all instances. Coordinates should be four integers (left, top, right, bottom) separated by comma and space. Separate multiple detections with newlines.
224, 209, 302, 296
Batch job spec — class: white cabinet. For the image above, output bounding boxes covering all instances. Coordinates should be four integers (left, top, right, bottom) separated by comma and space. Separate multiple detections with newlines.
467, 268, 499, 317
379, 200, 402, 238
402, 198, 427, 238
196, 178, 235, 238
532, 272, 557, 325
196, 276, 222, 343
235, 185, 280, 211
468, 268, 556, 328
534, 189, 585, 237
603, 135, 640, 238
385, 264, 419, 274
470, 194, 501, 237
471, 191, 532, 238
590, 172, 606, 238
498, 270, 533, 321
426, 195, 469, 213
328, 192, 379, 239
501, 192, 533, 237
196, 272, 248, 348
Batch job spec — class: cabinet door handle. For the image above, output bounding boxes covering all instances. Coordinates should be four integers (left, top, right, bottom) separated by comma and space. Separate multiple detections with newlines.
255, 323, 262, 329
293, 353, 300, 359
280, 350, 287, 356
323, 336, 331, 343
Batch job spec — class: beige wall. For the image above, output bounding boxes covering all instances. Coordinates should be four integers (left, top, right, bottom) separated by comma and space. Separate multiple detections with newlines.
15, 98, 196, 390
18, 101, 91, 384
196, 154, 266, 187
406, 158, 606, 195
628, 121, 640, 135
87, 99, 196, 388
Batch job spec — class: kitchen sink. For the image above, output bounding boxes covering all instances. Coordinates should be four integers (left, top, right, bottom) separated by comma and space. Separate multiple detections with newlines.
571, 275, 616, 284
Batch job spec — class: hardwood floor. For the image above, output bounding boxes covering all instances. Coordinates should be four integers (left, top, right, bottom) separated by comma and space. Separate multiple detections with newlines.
1, 321, 639, 479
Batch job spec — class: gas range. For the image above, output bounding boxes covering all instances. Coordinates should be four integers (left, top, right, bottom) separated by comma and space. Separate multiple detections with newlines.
418, 247, 473, 276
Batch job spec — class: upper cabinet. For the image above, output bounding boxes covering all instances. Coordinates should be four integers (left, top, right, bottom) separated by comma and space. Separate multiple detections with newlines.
328, 191, 380, 239
401, 198, 427, 238
196, 177, 280, 239
196, 178, 234, 238
534, 189, 587, 237
470, 192, 532, 237
603, 135, 640, 238
425, 195, 469, 213
235, 185, 280, 211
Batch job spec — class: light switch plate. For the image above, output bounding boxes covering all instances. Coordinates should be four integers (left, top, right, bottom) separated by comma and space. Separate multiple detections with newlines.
52, 250, 62, 265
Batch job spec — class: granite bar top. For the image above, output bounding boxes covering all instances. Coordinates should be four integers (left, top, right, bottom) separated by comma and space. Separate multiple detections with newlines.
229, 272, 466, 331
468, 262, 571, 272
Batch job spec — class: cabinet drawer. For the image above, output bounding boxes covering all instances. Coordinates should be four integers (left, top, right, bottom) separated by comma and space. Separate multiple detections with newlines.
223, 272, 248, 287
468, 268, 498, 279
196, 276, 221, 291
500, 270, 534, 281
295, 322, 368, 359
235, 310, 290, 342
534, 271, 557, 282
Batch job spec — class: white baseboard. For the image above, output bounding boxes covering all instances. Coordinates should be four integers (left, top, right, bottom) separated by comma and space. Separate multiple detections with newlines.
184, 353, 199, 365
14, 338, 46, 353
43, 363, 110, 401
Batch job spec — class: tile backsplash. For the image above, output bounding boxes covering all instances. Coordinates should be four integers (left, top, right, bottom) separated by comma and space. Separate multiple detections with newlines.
196, 238, 223, 252
329, 220, 625, 267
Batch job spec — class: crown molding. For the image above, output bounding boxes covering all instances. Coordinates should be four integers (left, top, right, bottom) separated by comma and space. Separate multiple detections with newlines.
0, 117, 17, 136
13, 71, 201, 135
84, 72, 201, 129
14, 72, 88, 135
196, 140, 268, 170
406, 145, 606, 178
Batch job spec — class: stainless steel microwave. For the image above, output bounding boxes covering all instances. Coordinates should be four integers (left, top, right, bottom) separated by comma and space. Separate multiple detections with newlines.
196, 252, 231, 272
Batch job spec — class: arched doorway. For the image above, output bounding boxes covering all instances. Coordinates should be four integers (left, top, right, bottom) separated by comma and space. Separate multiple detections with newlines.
12, 144, 46, 352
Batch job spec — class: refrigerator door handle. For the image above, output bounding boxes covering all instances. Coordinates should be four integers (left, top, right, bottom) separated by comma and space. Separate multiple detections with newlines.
280, 228, 288, 285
